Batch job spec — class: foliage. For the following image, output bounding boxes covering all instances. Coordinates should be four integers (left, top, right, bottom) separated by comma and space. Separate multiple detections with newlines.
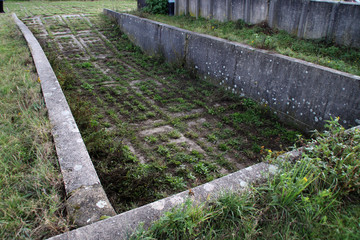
143, 0, 168, 15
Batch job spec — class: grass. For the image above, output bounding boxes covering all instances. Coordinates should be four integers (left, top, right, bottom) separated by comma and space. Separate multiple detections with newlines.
134, 13, 360, 76
6, 0, 136, 18
0, 14, 70, 239
130, 119, 360, 239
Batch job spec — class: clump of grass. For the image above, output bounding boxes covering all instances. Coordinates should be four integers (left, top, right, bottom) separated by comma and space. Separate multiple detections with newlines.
130, 118, 360, 239
0, 14, 70, 239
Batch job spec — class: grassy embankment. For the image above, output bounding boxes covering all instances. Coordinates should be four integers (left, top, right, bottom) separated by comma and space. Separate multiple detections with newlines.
136, 13, 360, 76
0, 14, 70, 239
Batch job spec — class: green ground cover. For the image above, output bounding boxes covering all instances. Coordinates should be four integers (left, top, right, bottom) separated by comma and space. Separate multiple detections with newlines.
130, 119, 360, 239
41, 13, 300, 213
0, 14, 70, 239
6, 0, 136, 18
136, 13, 360, 76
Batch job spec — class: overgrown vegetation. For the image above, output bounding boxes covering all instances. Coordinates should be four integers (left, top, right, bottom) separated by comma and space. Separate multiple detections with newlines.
130, 119, 360, 239
135, 14, 360, 76
0, 14, 70, 239
143, 0, 168, 15
23, 7, 301, 214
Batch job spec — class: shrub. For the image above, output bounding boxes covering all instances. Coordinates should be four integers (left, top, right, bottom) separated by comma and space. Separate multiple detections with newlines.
143, 0, 168, 15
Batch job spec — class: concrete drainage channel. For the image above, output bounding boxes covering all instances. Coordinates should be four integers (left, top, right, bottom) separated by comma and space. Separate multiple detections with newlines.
13, 10, 360, 239
13, 11, 290, 239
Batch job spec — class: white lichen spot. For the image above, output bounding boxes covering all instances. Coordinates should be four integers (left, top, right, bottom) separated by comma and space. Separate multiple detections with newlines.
314, 117, 319, 122
151, 199, 165, 210
74, 165, 83, 171
239, 180, 248, 188
170, 196, 184, 205
342, 88, 345, 91
204, 183, 215, 192
62, 110, 70, 116
269, 165, 278, 174
96, 200, 107, 209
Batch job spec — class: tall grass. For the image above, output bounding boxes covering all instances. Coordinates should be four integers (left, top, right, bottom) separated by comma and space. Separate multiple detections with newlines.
130, 118, 360, 239
0, 14, 70, 239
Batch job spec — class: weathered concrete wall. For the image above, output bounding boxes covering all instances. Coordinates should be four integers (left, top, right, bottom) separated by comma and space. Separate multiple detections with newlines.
301, 1, 333, 39
212, 0, 228, 21
247, 0, 269, 24
268, 0, 305, 35
231, 0, 246, 21
332, 2, 360, 48
199, 0, 212, 19
105, 10, 360, 130
176, 0, 360, 48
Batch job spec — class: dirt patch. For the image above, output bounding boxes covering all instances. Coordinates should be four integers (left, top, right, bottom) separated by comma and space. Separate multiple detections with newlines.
25, 13, 302, 213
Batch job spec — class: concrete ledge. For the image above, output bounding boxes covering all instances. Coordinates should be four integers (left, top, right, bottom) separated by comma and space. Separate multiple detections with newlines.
49, 162, 276, 239
12, 13, 116, 227
104, 10, 360, 131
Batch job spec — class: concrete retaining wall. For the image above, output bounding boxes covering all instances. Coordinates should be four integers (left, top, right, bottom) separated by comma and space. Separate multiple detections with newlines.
104, 10, 360, 131
175, 0, 360, 48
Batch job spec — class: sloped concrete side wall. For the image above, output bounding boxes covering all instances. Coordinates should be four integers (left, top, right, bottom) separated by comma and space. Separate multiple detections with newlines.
175, 0, 360, 48
104, 10, 360, 130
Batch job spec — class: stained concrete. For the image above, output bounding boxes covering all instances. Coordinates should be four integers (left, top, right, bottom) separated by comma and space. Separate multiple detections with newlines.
13, 13, 116, 227
104, 10, 360, 130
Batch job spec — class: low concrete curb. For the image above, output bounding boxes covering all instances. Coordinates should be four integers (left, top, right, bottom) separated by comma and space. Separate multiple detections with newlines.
12, 13, 116, 227
48, 162, 277, 239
